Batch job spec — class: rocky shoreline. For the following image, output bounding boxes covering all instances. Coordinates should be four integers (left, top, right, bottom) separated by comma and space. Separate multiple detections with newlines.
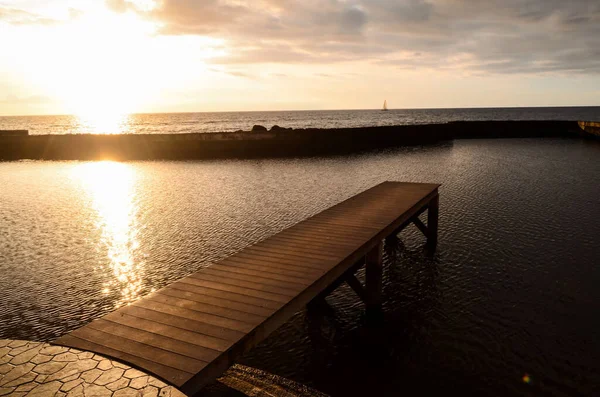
0, 120, 591, 161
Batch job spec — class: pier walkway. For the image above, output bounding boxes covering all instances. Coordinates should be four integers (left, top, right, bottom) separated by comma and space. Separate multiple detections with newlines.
54, 181, 440, 395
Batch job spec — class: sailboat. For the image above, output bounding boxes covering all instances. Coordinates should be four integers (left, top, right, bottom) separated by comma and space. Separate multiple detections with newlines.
382, 100, 389, 111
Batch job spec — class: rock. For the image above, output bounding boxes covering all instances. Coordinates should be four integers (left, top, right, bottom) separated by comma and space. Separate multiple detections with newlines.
270, 125, 292, 133
251, 125, 267, 132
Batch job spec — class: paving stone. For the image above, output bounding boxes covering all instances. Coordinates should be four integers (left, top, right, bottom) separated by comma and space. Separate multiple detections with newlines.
0, 388, 15, 396
9, 343, 41, 357
112, 361, 129, 369
39, 346, 68, 356
114, 388, 141, 397
0, 348, 9, 359
33, 361, 67, 375
61, 374, 80, 382
0, 363, 34, 386
80, 368, 103, 384
9, 392, 28, 397
3, 371, 37, 387
24, 380, 62, 396
106, 377, 129, 391
82, 384, 112, 397
60, 378, 84, 392
160, 389, 184, 397
97, 360, 113, 371
95, 367, 125, 386
129, 376, 150, 389
10, 345, 43, 365
0, 341, 11, 348
124, 368, 146, 379
8, 341, 28, 349
30, 354, 52, 365
77, 352, 94, 360
34, 375, 47, 383
158, 389, 171, 397
55, 352, 79, 362
142, 385, 159, 397
0, 364, 13, 375
46, 359, 97, 381
66, 384, 84, 397
15, 382, 38, 392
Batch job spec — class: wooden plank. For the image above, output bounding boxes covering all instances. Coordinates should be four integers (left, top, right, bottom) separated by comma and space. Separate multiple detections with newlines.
230, 250, 332, 271
86, 319, 221, 363
150, 291, 267, 325
54, 181, 441, 396
160, 284, 276, 316
114, 305, 245, 342
187, 272, 301, 298
178, 277, 290, 304
103, 312, 233, 352
199, 266, 308, 289
231, 249, 330, 270
164, 279, 283, 310
68, 326, 206, 374
207, 263, 312, 286
216, 258, 319, 282
133, 299, 254, 334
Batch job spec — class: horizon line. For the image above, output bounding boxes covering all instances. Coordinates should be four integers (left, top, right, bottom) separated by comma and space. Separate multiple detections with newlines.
1, 104, 600, 118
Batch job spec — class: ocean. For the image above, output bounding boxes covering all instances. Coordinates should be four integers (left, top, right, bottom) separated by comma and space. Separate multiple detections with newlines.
1, 106, 599, 135
1, 108, 599, 396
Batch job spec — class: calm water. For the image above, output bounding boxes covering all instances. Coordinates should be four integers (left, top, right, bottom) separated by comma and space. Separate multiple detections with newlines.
1, 107, 600, 135
1, 138, 599, 396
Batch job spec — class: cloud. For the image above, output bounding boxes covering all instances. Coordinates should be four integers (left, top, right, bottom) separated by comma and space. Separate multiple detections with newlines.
109, 0, 600, 74
0, 7, 60, 25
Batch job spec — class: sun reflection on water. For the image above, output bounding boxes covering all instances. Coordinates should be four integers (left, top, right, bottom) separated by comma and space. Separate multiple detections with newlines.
72, 161, 143, 307
76, 112, 131, 135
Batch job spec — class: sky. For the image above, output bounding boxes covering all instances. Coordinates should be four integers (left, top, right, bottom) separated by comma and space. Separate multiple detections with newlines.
0, 0, 599, 116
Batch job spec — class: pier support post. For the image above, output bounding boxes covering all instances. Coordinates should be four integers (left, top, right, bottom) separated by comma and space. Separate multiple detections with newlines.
365, 241, 384, 313
427, 194, 439, 249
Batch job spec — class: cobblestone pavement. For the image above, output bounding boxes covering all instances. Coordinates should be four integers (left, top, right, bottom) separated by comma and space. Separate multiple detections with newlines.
0, 340, 187, 397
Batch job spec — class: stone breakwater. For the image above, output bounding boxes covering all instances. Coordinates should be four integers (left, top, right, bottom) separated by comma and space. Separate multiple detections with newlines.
0, 121, 585, 161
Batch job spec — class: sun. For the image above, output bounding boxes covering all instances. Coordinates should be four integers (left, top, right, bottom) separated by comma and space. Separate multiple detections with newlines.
33, 6, 159, 123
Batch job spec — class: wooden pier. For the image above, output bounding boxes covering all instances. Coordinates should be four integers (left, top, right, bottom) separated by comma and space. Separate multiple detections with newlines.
54, 181, 440, 395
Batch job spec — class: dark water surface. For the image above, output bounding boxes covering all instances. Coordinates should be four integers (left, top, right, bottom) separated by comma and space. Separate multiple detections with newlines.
1, 138, 599, 396
1, 106, 599, 135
